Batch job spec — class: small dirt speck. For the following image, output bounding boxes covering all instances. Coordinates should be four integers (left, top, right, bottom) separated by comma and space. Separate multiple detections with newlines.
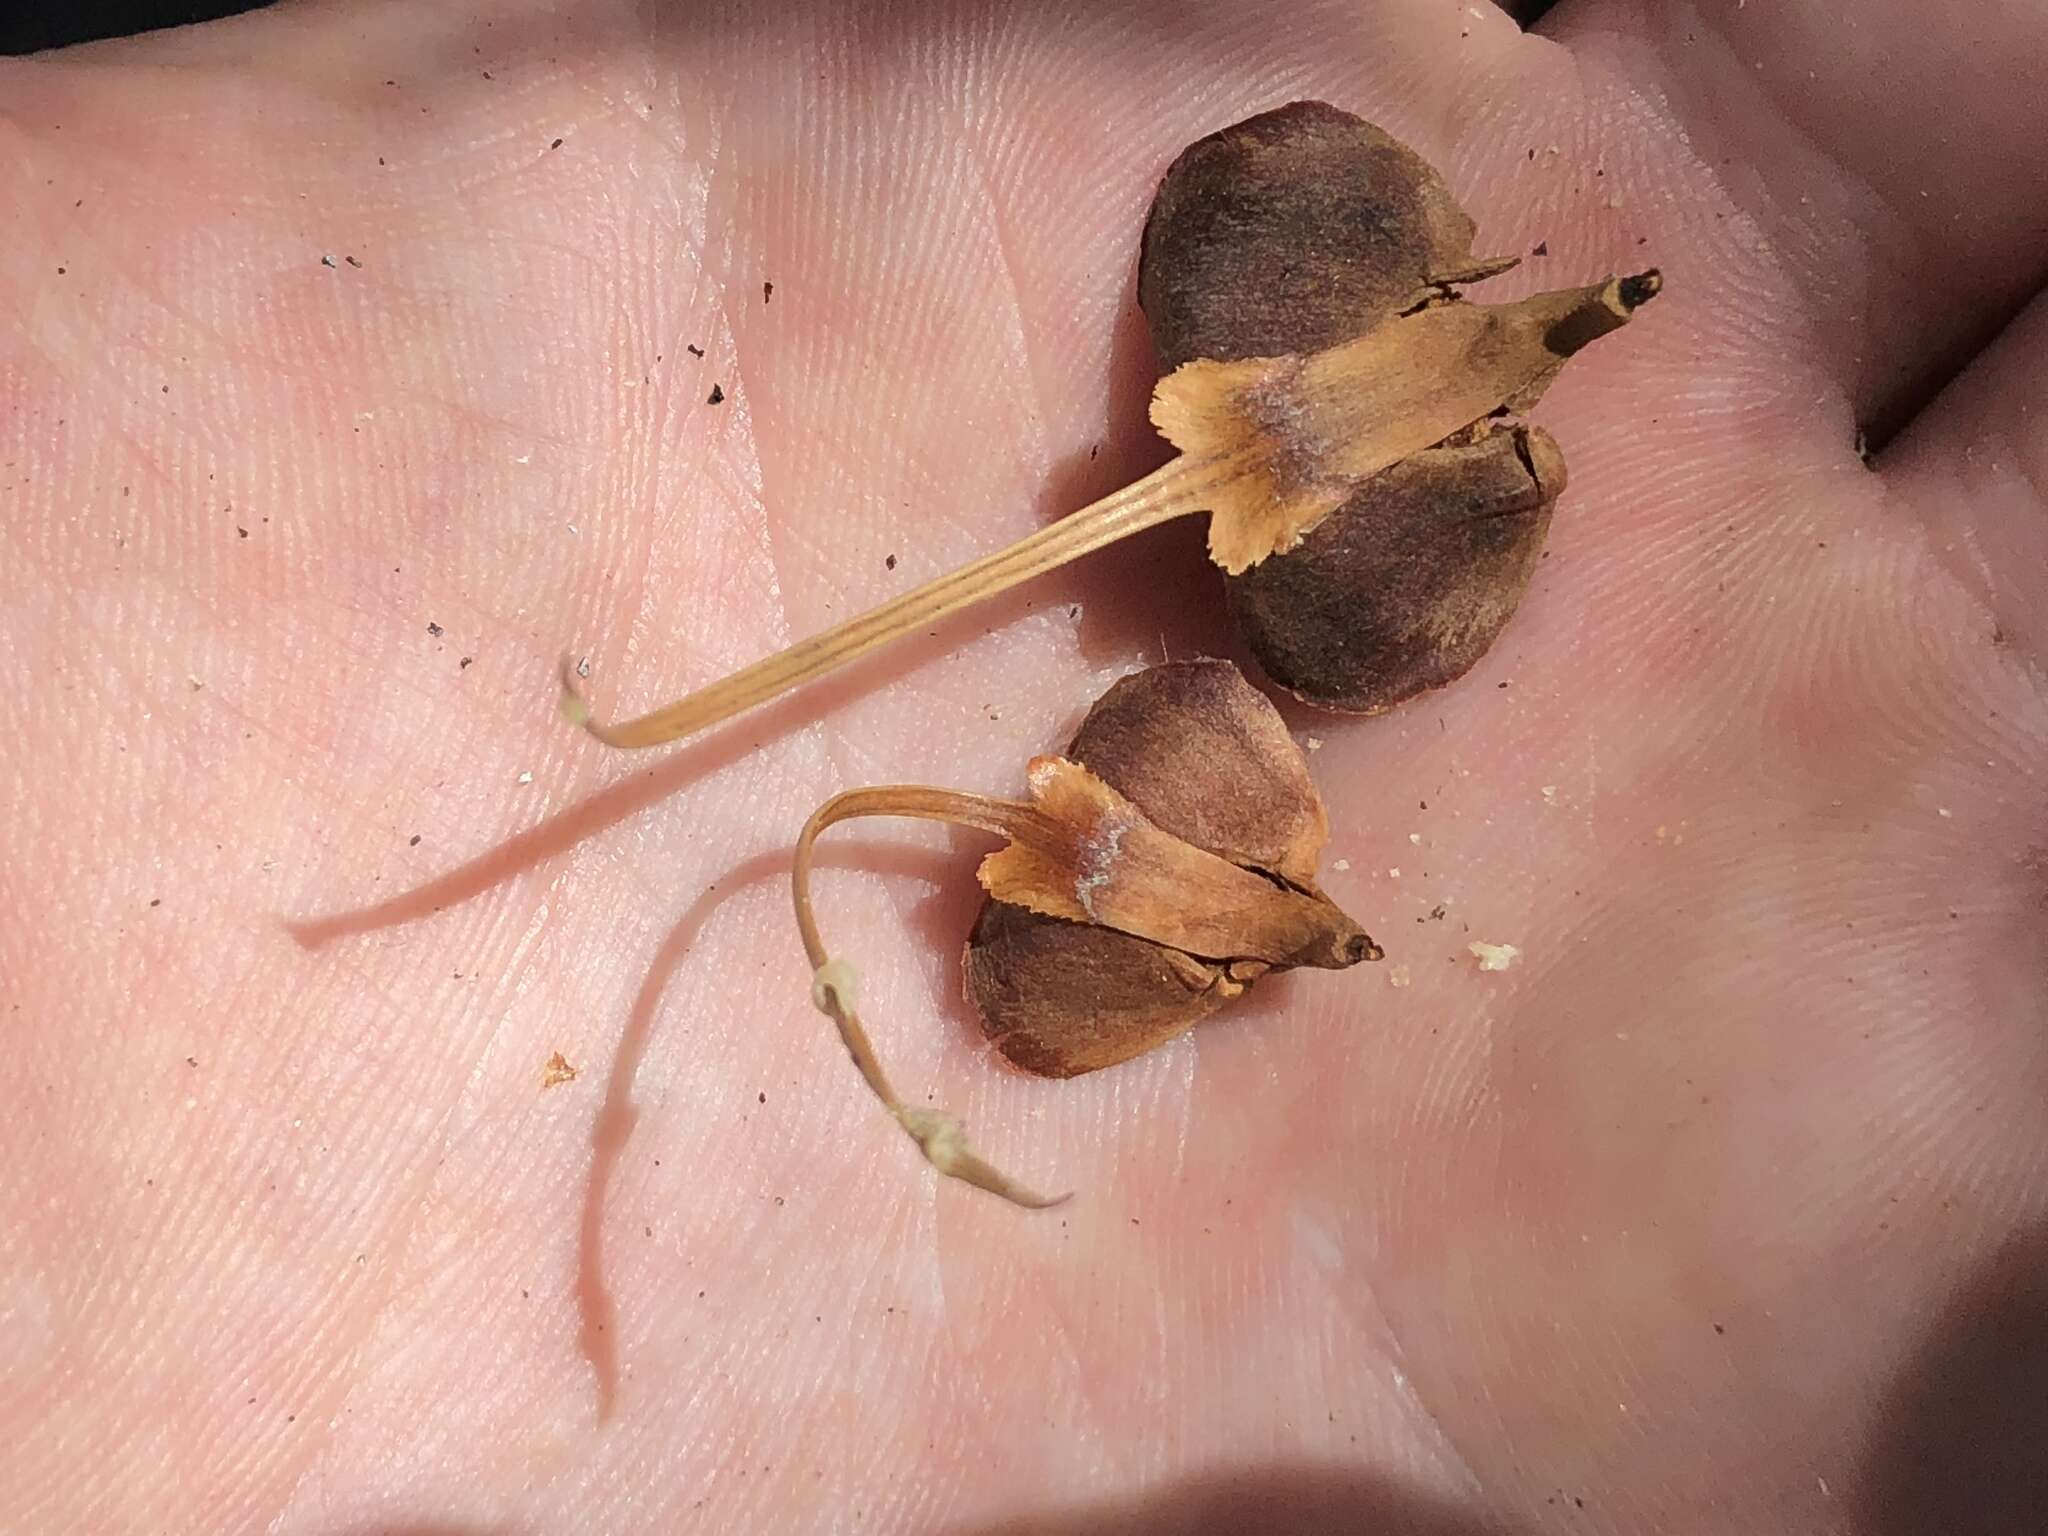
320, 255, 336, 269
686, 343, 704, 358
763, 280, 774, 304
885, 553, 897, 571
408, 834, 422, 847
459, 655, 473, 669
707, 383, 725, 405
426, 621, 443, 637
1531, 240, 1548, 257
237, 527, 249, 538
344, 255, 362, 269
550, 137, 563, 150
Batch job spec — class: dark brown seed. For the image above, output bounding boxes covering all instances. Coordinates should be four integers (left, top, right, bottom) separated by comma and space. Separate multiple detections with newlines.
965, 902, 1232, 1078
1226, 426, 1567, 712
1138, 100, 1481, 371
1056, 656, 1327, 882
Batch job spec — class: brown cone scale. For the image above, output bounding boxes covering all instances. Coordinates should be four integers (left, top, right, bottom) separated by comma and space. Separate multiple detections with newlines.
965, 659, 1377, 1077
1139, 100, 1576, 713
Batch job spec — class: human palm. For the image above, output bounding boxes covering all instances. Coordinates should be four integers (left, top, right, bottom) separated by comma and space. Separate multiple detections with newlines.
5, 2, 2045, 1531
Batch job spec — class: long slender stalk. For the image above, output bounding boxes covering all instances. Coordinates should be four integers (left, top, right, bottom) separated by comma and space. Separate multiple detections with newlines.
793, 786, 1068, 1209
562, 274, 1661, 750
563, 453, 1234, 749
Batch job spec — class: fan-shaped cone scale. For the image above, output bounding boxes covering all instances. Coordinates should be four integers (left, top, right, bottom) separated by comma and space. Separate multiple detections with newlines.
1140, 99, 1645, 711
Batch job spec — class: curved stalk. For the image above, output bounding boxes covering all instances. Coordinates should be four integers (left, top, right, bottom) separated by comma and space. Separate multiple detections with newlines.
793, 786, 1070, 1210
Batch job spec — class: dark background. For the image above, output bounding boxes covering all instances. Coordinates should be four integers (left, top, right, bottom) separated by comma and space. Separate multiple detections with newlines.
2, 0, 271, 53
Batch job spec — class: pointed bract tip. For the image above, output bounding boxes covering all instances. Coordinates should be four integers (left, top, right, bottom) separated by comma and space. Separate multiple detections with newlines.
1618, 269, 1662, 310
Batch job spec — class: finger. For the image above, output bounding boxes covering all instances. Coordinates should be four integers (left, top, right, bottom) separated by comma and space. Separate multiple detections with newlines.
1536, 0, 2048, 445
1882, 289, 2048, 664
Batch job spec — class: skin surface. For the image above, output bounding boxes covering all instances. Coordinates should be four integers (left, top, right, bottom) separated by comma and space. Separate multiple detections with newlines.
3, 2, 2045, 1532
